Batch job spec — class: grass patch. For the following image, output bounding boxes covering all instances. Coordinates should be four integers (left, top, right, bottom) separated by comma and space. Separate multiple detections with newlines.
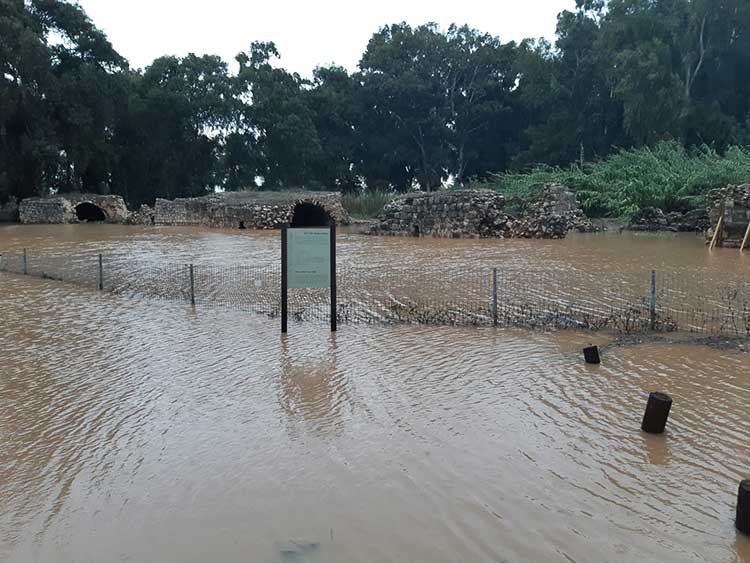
342, 191, 392, 219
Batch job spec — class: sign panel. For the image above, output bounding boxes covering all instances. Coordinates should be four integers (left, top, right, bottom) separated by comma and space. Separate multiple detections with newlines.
287, 228, 331, 288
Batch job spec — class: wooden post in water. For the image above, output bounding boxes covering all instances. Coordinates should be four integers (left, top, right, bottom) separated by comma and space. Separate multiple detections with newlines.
23, 248, 27, 275
650, 270, 657, 330
737, 480, 750, 535
492, 268, 498, 327
583, 346, 600, 364
98, 254, 104, 291
189, 264, 195, 306
641, 392, 672, 434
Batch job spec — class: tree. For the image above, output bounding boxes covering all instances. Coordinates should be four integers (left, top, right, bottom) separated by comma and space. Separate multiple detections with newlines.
599, 0, 750, 146
358, 23, 450, 191
235, 42, 322, 189
0, 0, 59, 201
33, 0, 126, 193
357, 23, 520, 190
513, 7, 624, 168
305, 65, 359, 192
111, 54, 234, 204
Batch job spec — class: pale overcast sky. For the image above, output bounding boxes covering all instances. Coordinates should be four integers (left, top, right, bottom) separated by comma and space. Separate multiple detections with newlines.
76, 0, 575, 77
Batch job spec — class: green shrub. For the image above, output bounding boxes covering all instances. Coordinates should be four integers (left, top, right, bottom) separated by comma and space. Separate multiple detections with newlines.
472, 142, 750, 219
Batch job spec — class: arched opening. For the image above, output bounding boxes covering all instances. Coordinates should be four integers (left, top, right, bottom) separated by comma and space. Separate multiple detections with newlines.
290, 202, 333, 228
75, 202, 106, 222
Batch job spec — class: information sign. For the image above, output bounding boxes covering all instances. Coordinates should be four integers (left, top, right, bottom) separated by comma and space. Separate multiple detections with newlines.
287, 228, 331, 288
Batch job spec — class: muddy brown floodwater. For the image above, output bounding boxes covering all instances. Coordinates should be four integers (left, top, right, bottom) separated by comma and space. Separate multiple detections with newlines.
1, 224, 750, 562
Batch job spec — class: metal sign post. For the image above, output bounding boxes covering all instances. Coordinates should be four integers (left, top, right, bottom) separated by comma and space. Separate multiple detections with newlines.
330, 225, 337, 332
281, 226, 288, 333
282, 225, 336, 333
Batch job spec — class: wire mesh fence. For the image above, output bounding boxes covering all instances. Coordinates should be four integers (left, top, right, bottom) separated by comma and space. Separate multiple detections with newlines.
1, 248, 749, 336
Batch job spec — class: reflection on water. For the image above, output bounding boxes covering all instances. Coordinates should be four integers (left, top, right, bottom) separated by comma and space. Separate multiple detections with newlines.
1, 225, 750, 562
641, 433, 673, 467
279, 335, 349, 437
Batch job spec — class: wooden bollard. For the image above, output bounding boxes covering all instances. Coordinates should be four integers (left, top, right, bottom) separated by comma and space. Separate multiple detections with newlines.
583, 346, 600, 364
737, 480, 750, 535
641, 392, 672, 434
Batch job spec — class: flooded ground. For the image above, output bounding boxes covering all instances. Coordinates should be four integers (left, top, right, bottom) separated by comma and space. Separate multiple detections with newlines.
1, 224, 749, 562
2, 223, 750, 274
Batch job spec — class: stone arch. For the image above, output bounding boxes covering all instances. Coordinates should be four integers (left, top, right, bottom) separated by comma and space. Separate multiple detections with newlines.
75, 202, 107, 222
290, 201, 333, 227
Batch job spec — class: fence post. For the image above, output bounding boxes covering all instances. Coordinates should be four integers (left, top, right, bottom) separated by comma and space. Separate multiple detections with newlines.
492, 268, 498, 327
98, 254, 104, 291
189, 264, 195, 306
23, 248, 27, 275
650, 270, 657, 330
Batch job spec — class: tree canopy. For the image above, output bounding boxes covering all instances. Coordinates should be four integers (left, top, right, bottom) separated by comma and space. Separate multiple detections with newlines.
1, 0, 749, 206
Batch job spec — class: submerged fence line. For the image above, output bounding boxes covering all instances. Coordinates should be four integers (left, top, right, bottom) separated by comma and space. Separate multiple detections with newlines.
1, 249, 749, 337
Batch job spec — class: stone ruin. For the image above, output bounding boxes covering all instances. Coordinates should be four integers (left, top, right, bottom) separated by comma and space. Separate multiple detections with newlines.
14, 191, 350, 229
153, 191, 349, 229
706, 184, 750, 247
507, 184, 596, 239
18, 194, 130, 224
370, 185, 594, 239
369, 190, 510, 238
125, 204, 155, 226
628, 207, 710, 233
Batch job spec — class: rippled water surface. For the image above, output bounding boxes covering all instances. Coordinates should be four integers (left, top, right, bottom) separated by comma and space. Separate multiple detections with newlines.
1, 225, 750, 562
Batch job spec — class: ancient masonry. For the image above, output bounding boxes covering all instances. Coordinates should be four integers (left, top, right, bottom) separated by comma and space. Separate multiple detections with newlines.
370, 190, 509, 238
628, 207, 709, 232
153, 191, 350, 228
506, 184, 596, 238
18, 194, 130, 224
706, 184, 750, 247
14, 191, 350, 228
370, 185, 594, 239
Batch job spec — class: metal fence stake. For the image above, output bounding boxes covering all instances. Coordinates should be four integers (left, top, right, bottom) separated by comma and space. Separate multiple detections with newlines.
650, 270, 657, 330
189, 264, 195, 306
492, 268, 498, 327
98, 254, 104, 291
23, 248, 27, 275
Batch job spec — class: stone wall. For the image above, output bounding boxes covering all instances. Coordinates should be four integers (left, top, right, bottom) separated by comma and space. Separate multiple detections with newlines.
125, 204, 155, 225
18, 198, 68, 224
370, 190, 511, 238
628, 207, 709, 232
370, 186, 593, 239
706, 184, 750, 247
508, 184, 596, 239
154, 191, 349, 228
18, 194, 130, 224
